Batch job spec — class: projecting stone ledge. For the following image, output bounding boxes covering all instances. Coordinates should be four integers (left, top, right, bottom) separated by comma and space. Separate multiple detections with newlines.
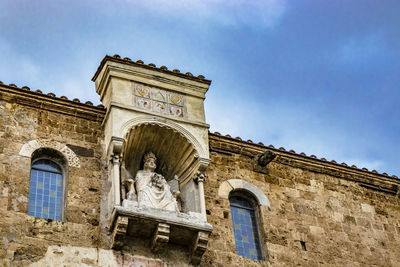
110, 205, 213, 265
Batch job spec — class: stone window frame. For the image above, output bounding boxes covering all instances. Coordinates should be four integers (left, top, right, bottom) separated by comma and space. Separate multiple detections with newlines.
28, 148, 69, 221
218, 179, 270, 261
19, 139, 81, 168
19, 139, 80, 221
229, 191, 264, 260
218, 179, 270, 207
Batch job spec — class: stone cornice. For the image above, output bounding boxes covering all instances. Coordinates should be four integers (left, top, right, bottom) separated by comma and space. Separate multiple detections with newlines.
91, 54, 212, 85
208, 133, 399, 195
1, 80, 397, 194
0, 83, 106, 121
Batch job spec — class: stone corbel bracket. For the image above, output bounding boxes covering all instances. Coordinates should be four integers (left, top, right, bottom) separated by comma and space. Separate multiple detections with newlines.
191, 231, 210, 265
151, 223, 170, 252
110, 207, 213, 265
111, 216, 129, 249
257, 150, 276, 167
107, 136, 124, 160
198, 157, 211, 173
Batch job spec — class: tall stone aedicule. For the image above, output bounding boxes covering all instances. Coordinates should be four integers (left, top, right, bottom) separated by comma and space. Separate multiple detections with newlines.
92, 55, 212, 264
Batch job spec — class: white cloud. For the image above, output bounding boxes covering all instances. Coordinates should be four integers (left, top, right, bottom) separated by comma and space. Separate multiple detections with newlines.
330, 33, 386, 66
0, 38, 41, 85
207, 96, 390, 173
123, 0, 287, 28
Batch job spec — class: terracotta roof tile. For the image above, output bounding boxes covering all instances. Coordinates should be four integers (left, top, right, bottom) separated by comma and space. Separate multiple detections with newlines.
208, 131, 399, 179
0, 81, 105, 110
92, 54, 211, 84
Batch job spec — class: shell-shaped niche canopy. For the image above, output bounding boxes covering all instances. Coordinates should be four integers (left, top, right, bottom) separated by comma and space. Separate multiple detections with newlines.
123, 123, 199, 185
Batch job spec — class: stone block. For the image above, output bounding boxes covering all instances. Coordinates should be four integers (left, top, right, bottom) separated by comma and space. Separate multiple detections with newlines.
361, 203, 375, 213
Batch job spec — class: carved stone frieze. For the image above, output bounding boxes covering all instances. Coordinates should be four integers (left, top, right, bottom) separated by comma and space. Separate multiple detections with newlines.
132, 82, 185, 118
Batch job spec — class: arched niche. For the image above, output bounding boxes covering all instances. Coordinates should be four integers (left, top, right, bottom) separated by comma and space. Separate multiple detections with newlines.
120, 115, 207, 159
122, 123, 200, 185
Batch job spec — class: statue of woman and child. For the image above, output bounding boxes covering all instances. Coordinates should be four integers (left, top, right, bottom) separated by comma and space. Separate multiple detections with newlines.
123, 152, 179, 212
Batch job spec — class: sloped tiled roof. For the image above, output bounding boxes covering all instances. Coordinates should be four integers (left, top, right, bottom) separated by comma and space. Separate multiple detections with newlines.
0, 81, 105, 109
209, 131, 399, 180
91, 54, 211, 84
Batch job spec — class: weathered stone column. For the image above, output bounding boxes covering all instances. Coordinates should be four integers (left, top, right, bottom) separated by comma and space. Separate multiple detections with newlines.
112, 154, 121, 206
195, 171, 207, 219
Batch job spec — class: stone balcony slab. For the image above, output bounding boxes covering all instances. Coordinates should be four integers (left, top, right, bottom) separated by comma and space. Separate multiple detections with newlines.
110, 204, 212, 265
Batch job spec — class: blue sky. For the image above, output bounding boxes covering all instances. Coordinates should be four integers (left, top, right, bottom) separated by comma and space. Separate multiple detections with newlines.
1, 0, 399, 176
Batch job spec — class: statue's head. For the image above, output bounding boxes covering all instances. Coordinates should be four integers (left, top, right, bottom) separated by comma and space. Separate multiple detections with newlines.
151, 173, 164, 190
143, 152, 157, 171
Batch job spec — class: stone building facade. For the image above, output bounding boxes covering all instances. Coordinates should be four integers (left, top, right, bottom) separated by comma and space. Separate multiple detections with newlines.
0, 55, 399, 266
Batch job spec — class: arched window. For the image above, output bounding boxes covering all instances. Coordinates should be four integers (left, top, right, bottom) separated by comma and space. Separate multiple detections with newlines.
28, 158, 64, 220
230, 193, 263, 260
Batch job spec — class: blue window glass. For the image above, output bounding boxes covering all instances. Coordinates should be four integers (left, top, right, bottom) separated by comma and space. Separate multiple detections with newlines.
230, 195, 263, 260
28, 159, 63, 220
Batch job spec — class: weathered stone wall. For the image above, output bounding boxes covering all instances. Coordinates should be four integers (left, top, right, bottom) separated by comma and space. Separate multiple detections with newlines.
1, 85, 400, 266
0, 87, 198, 266
204, 135, 400, 266
0, 87, 106, 265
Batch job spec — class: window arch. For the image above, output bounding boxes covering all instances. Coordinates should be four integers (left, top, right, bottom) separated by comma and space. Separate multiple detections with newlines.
28, 148, 66, 221
229, 191, 263, 261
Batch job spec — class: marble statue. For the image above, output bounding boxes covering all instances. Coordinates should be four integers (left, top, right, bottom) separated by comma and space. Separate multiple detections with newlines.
126, 152, 179, 212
